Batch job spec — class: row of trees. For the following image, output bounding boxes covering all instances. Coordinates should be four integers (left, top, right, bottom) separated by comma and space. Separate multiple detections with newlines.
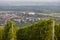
0, 19, 60, 40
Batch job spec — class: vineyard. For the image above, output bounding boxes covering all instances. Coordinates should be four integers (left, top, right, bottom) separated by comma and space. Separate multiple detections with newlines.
0, 19, 60, 40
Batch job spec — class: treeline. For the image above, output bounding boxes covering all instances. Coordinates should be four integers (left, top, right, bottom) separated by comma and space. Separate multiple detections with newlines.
0, 19, 60, 40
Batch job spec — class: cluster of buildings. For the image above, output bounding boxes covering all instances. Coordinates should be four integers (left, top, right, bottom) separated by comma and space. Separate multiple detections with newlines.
0, 11, 60, 26
1, 11, 60, 26
13, 17, 41, 23
0, 11, 41, 26
23, 12, 35, 15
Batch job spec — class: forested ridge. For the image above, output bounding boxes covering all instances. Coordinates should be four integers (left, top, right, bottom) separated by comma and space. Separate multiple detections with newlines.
0, 19, 60, 40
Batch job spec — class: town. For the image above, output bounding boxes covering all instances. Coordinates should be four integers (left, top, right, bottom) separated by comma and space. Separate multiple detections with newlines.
0, 11, 60, 27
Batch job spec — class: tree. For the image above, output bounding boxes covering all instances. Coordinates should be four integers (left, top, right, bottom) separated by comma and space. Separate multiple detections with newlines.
2, 21, 16, 40
55, 24, 60, 40
0, 28, 2, 40
16, 19, 54, 40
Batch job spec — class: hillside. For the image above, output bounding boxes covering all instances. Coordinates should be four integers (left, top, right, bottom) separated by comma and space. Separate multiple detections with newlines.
0, 19, 60, 40
16, 19, 53, 40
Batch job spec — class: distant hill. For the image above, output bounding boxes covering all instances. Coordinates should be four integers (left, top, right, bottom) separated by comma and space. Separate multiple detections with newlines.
0, 5, 60, 13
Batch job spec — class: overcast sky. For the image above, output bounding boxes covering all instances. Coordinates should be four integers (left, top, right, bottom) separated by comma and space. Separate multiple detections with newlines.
0, 0, 60, 2
0, 0, 60, 6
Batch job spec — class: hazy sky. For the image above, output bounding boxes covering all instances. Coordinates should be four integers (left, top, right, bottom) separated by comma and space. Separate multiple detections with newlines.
0, 0, 60, 6
0, 0, 60, 2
